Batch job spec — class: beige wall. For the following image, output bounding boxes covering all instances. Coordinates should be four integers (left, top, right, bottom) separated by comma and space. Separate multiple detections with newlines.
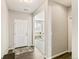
49, 2, 68, 56
1, 0, 9, 57
8, 10, 32, 49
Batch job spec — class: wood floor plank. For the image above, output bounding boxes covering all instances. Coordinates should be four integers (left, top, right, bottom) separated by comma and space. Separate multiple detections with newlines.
53, 53, 72, 59
15, 48, 44, 59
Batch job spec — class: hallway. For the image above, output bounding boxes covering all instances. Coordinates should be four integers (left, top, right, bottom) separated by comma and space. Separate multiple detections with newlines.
2, 0, 75, 59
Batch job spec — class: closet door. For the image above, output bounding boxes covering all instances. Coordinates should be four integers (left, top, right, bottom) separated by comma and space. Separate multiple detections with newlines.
14, 19, 28, 48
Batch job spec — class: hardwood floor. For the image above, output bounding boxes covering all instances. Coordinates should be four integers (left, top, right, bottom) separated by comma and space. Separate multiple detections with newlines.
3, 49, 71, 59
3, 53, 15, 59
15, 52, 71, 59
15, 47, 71, 59
15, 48, 44, 59
53, 53, 72, 59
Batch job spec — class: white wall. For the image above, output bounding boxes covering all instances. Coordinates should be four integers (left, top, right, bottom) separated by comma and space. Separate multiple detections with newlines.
1, 0, 9, 57
49, 2, 68, 56
8, 10, 32, 49
72, 0, 78, 58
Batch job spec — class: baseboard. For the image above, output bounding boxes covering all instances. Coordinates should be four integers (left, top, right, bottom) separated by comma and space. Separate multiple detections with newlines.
52, 50, 68, 58
47, 50, 68, 59
67, 50, 72, 53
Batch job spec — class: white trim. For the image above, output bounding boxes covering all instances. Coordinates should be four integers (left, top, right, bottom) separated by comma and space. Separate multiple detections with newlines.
46, 50, 68, 59
67, 50, 72, 53
52, 51, 68, 58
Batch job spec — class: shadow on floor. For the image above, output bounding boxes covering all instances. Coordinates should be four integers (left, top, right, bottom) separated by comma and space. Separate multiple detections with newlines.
3, 53, 15, 59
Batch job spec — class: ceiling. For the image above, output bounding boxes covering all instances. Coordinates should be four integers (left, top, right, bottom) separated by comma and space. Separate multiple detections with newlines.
34, 10, 45, 21
6, 0, 45, 13
7, 0, 71, 13
53, 0, 71, 7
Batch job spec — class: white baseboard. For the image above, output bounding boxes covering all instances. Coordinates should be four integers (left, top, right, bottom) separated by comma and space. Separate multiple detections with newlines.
67, 50, 72, 53
52, 50, 68, 58
46, 50, 68, 59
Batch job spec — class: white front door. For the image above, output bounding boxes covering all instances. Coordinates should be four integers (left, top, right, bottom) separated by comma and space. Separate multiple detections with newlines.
14, 19, 28, 48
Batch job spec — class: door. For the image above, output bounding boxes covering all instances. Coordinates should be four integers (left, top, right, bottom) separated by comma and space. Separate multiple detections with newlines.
14, 19, 28, 48
68, 16, 72, 52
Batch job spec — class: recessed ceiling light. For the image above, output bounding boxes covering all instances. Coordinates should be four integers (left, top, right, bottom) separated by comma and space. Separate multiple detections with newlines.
24, 0, 32, 3
20, 0, 32, 3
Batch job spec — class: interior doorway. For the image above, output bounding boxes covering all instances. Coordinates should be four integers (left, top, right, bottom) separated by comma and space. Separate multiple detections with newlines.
33, 10, 45, 56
